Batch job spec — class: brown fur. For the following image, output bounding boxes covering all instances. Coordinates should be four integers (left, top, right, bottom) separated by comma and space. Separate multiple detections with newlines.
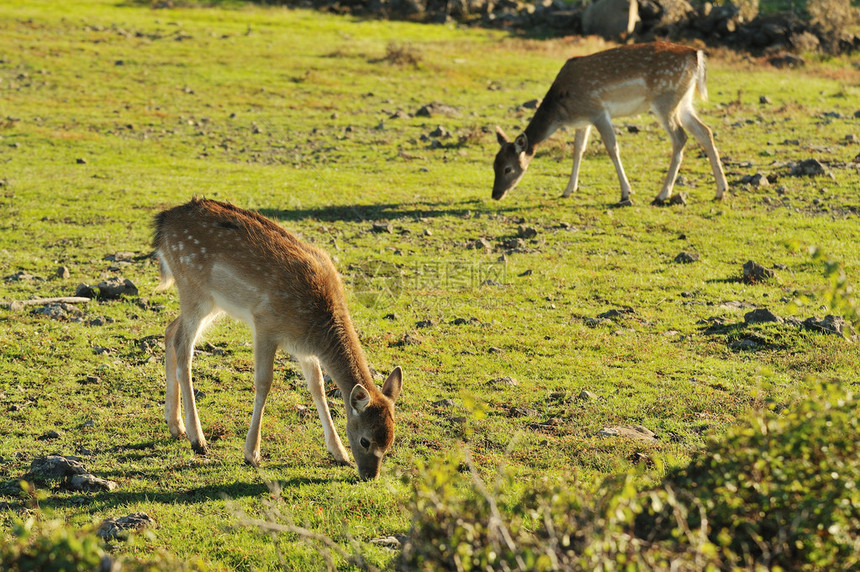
493, 41, 728, 205
154, 198, 402, 479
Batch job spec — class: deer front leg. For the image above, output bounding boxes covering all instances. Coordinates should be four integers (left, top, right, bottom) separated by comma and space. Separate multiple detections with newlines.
244, 335, 277, 467
653, 113, 688, 205
300, 357, 351, 466
164, 318, 185, 440
563, 126, 591, 198
593, 113, 633, 205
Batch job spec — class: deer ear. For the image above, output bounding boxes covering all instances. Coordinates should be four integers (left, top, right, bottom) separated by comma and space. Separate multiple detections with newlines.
349, 385, 371, 414
514, 133, 528, 154
495, 126, 510, 146
382, 366, 402, 403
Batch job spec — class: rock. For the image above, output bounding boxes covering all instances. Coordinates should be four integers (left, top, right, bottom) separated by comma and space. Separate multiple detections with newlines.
432, 398, 456, 408
577, 390, 598, 401
26, 455, 88, 480
97, 277, 138, 300
66, 473, 117, 492
742, 260, 775, 283
802, 315, 857, 340
4, 271, 37, 282
597, 424, 658, 443
790, 158, 827, 177
730, 338, 758, 350
596, 307, 634, 319
415, 320, 434, 328
750, 173, 770, 187
468, 237, 492, 251
78, 375, 101, 385
744, 308, 783, 324
75, 283, 97, 298
33, 303, 82, 320
501, 237, 526, 250
487, 376, 518, 387
769, 53, 805, 68
370, 534, 409, 549
97, 513, 155, 541
36, 430, 62, 441
383, 313, 398, 320
517, 225, 538, 239
394, 333, 422, 346
509, 406, 537, 417
428, 125, 451, 138
415, 102, 460, 117
56, 266, 71, 279
759, 95, 772, 104
371, 222, 393, 234
674, 251, 699, 264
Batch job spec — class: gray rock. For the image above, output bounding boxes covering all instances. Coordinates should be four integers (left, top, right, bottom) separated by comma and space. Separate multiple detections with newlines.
56, 266, 71, 279
371, 222, 393, 234
75, 283, 97, 298
674, 251, 699, 264
468, 237, 492, 251
97, 277, 138, 300
67, 473, 117, 492
517, 225, 538, 239
577, 390, 598, 401
742, 260, 775, 283
26, 455, 88, 480
802, 315, 857, 340
731, 338, 758, 350
509, 406, 537, 417
370, 534, 409, 549
790, 158, 827, 177
37, 430, 62, 441
432, 398, 456, 408
415, 102, 460, 117
97, 513, 155, 541
487, 376, 518, 387
744, 308, 783, 324
597, 424, 657, 442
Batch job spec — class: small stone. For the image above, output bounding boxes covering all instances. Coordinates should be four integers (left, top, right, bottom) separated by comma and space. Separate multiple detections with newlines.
790, 158, 827, 177
26, 455, 88, 480
76, 157, 87, 164
79, 375, 100, 385
742, 260, 775, 283
36, 430, 62, 441
577, 390, 598, 401
97, 277, 138, 300
744, 308, 783, 324
415, 320, 434, 328
730, 338, 758, 350
97, 513, 155, 541
75, 283, 96, 298
56, 266, 70, 279
597, 425, 657, 443
674, 251, 699, 264
759, 95, 772, 104
432, 398, 455, 408
750, 173, 770, 187
429, 125, 451, 138
802, 315, 857, 340
468, 237, 492, 251
487, 376, 517, 387
67, 473, 117, 492
370, 534, 409, 549
509, 406, 537, 417
382, 313, 398, 320
517, 226, 538, 239
371, 222, 393, 234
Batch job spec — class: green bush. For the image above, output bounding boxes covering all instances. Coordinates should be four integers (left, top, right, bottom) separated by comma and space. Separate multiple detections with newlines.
0, 516, 109, 572
398, 385, 859, 571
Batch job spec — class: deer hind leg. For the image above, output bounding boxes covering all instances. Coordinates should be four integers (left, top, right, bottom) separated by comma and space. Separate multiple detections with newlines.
170, 303, 216, 455
593, 113, 633, 204
563, 126, 591, 198
652, 105, 688, 205
679, 107, 728, 200
164, 317, 185, 439
244, 334, 277, 467
299, 356, 351, 465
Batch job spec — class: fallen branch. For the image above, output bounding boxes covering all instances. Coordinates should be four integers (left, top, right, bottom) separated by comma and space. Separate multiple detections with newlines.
3, 297, 92, 311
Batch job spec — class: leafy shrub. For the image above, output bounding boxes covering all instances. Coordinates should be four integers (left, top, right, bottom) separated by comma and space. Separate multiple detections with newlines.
398, 385, 859, 571
0, 515, 109, 572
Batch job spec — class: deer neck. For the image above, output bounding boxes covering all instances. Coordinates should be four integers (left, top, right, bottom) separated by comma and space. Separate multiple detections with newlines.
317, 315, 378, 401
523, 92, 562, 153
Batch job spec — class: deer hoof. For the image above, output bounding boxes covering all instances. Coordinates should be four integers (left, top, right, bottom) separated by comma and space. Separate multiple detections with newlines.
617, 198, 634, 207
191, 441, 209, 456
243, 456, 261, 468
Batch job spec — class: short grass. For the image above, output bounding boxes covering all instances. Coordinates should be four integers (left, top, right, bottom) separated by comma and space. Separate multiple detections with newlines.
1, 1, 859, 569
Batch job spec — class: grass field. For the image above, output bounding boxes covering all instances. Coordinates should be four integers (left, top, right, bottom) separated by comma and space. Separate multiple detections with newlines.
1, 0, 859, 569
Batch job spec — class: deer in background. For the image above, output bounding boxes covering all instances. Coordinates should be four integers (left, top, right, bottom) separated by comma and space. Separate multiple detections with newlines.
493, 41, 728, 206
154, 198, 403, 480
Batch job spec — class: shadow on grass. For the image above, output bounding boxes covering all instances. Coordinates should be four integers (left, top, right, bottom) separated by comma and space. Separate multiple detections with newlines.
258, 198, 519, 224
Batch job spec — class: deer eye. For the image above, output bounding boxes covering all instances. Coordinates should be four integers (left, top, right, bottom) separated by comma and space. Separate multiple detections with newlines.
360, 437, 370, 449
504, 166, 513, 175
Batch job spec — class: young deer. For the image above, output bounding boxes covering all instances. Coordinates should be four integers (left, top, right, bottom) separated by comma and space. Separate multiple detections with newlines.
493, 41, 728, 206
154, 198, 403, 480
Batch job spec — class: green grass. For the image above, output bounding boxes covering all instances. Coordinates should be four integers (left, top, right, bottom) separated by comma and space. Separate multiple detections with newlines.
1, 1, 859, 569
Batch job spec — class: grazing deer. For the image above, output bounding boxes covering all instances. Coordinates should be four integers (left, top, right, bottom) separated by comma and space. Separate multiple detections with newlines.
493, 41, 728, 206
153, 198, 403, 480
